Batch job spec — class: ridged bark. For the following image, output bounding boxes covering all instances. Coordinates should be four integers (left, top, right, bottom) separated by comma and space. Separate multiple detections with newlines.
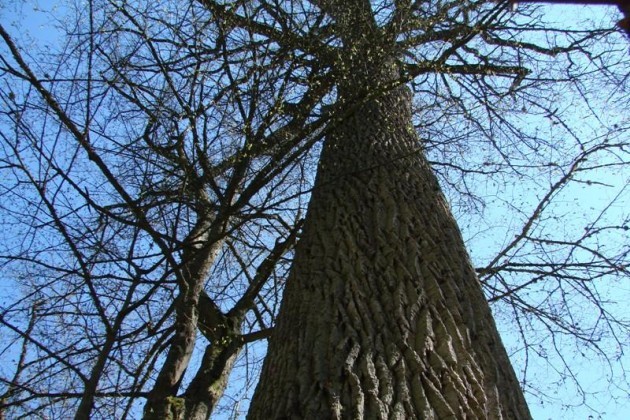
248, 87, 532, 419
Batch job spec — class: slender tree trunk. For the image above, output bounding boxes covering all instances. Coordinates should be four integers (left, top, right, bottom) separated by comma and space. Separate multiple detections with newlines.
75, 322, 118, 420
143, 218, 226, 420
181, 329, 243, 419
248, 86, 532, 418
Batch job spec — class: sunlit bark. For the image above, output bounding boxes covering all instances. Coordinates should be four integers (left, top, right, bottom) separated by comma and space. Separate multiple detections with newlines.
249, 85, 531, 418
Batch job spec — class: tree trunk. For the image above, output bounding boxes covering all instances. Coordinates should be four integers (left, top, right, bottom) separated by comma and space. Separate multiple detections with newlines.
143, 218, 228, 420
180, 325, 243, 419
248, 86, 532, 419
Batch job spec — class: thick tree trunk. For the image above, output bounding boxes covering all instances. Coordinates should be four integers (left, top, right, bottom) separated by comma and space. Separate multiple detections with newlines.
248, 87, 532, 419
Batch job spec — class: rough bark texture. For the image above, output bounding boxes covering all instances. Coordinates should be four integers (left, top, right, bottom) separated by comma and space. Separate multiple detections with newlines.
248, 87, 532, 419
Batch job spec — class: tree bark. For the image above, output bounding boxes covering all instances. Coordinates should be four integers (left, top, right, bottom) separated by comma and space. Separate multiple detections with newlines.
143, 217, 227, 420
181, 332, 243, 419
248, 86, 532, 419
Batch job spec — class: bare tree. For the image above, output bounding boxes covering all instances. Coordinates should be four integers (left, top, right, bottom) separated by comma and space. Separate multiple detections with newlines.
0, 0, 628, 418
1, 1, 323, 418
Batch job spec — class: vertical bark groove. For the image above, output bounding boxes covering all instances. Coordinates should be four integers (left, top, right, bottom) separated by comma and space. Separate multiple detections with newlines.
249, 87, 531, 419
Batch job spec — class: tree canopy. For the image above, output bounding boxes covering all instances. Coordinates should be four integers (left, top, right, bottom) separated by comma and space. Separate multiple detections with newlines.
0, 0, 628, 418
